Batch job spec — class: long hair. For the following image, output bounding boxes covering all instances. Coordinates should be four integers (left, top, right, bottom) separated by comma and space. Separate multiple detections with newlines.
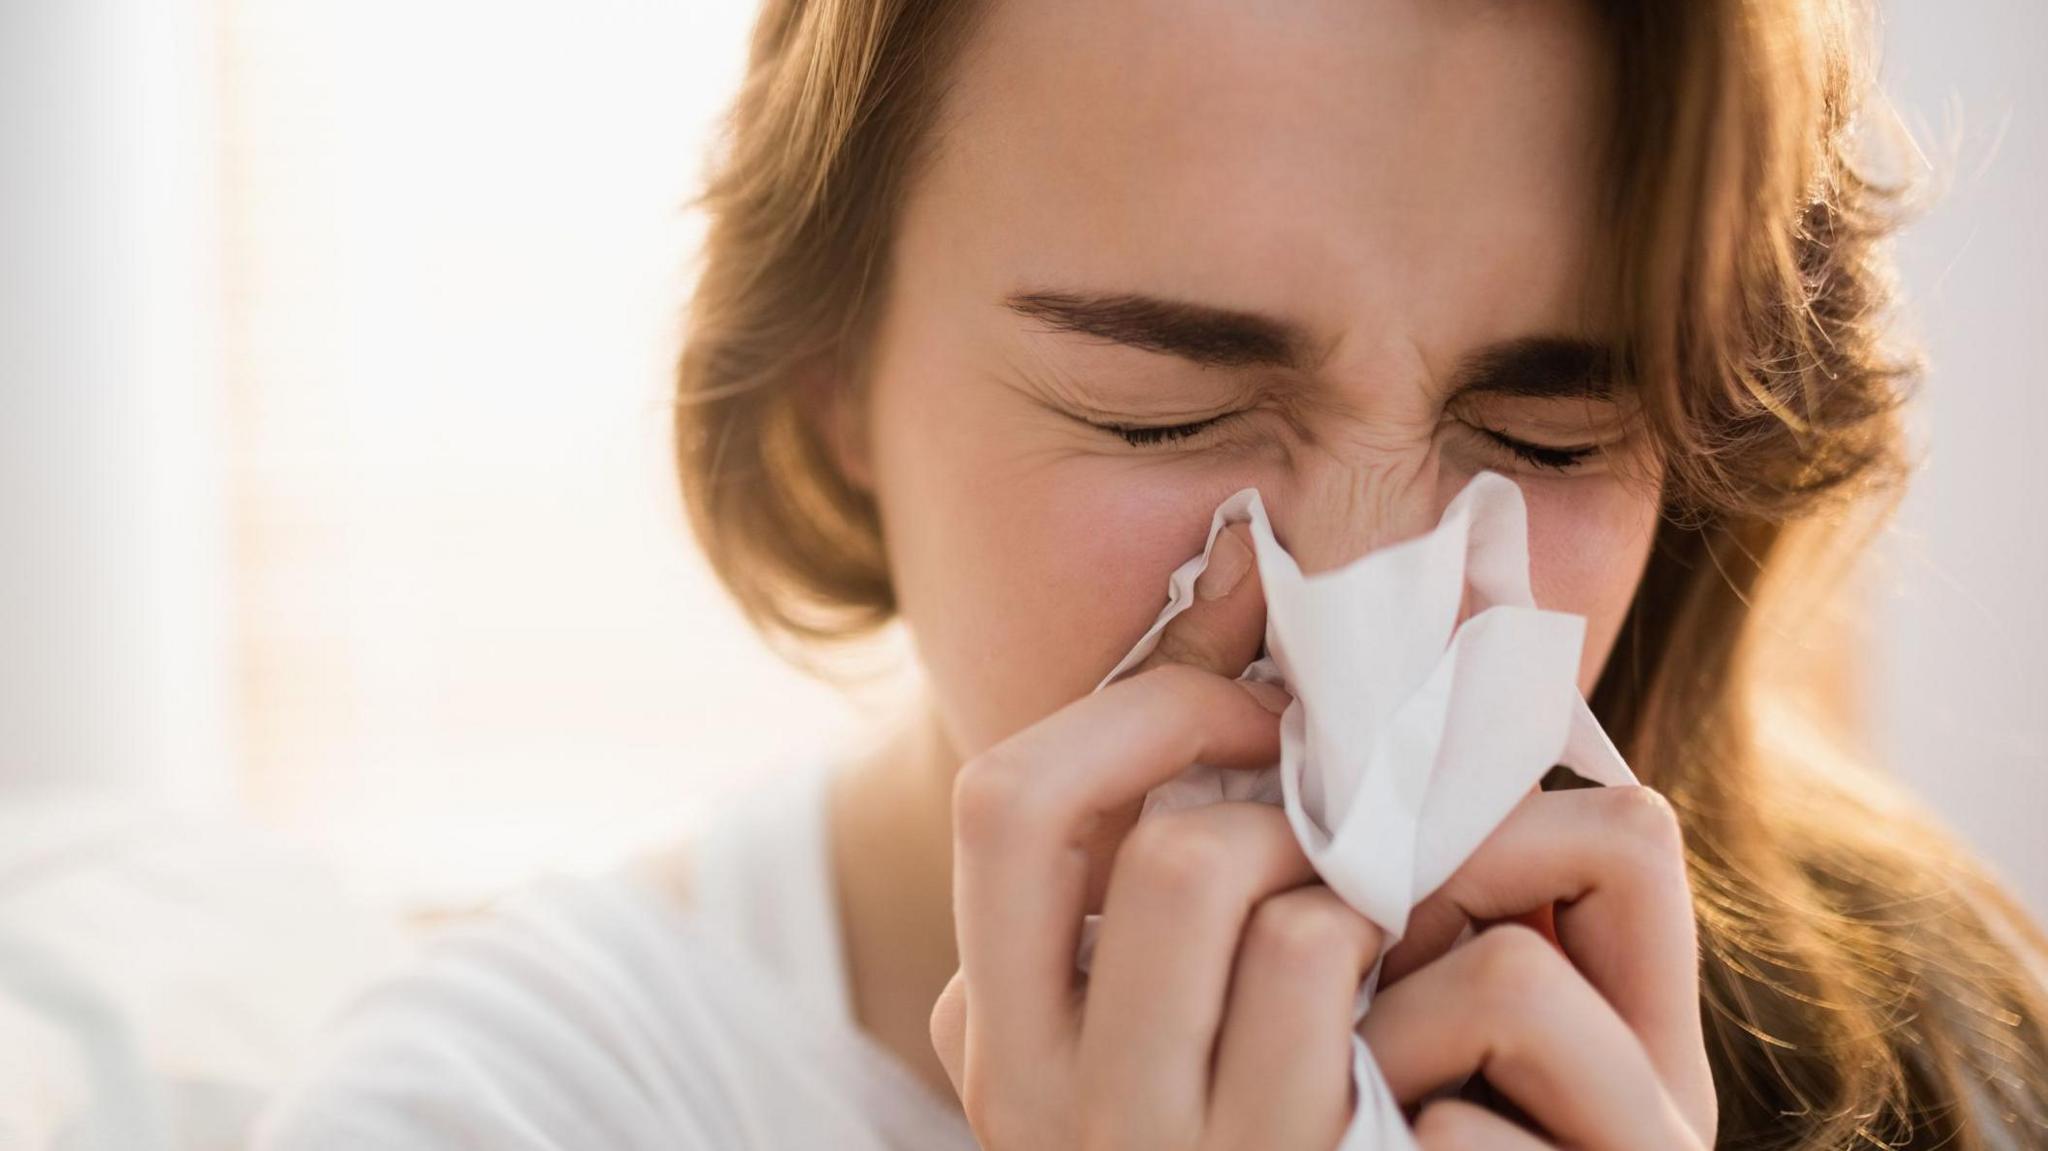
672, 2, 2048, 1146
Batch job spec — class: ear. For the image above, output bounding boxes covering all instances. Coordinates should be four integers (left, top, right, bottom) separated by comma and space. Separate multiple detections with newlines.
796, 359, 875, 494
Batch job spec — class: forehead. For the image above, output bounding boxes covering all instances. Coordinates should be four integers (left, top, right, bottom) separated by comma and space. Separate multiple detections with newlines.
907, 0, 1617, 364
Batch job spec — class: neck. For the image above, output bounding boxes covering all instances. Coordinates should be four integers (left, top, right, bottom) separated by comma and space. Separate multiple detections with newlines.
825, 695, 964, 1102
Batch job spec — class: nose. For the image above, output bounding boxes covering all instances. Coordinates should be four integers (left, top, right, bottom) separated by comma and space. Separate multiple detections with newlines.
1263, 444, 1450, 576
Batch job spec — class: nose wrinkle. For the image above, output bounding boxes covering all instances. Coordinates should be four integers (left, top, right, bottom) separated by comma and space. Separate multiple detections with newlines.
1278, 450, 1445, 576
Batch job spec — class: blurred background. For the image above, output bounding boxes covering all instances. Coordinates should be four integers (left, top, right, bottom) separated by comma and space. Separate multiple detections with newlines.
0, 5, 2042, 1137
2, 2, 893, 915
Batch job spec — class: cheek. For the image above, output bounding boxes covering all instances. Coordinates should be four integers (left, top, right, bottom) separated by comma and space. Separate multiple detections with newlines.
1520, 476, 1662, 693
873, 386, 1240, 759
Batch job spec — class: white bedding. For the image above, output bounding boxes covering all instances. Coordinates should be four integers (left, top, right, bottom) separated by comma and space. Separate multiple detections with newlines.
0, 789, 409, 1151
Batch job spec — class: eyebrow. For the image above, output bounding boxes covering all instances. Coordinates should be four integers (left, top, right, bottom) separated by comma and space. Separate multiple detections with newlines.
1003, 289, 1616, 398
1005, 290, 1306, 370
1450, 335, 1615, 400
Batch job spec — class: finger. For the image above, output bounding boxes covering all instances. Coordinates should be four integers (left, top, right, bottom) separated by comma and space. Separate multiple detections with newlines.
1377, 781, 1549, 987
1411, 1099, 1552, 1150
1377, 785, 1709, 1130
951, 664, 1284, 1071
1358, 924, 1694, 1151
1129, 521, 1268, 681
1092, 520, 1281, 909
1206, 884, 1385, 1150
1074, 803, 1319, 1142
929, 968, 967, 1099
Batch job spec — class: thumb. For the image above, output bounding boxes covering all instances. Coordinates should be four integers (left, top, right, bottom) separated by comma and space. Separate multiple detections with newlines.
1130, 521, 1271, 688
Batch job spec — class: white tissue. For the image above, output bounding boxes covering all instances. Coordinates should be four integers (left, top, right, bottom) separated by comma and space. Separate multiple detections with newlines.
1074, 470, 1637, 1150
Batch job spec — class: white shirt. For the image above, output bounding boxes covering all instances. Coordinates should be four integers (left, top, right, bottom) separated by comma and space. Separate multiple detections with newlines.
254, 760, 978, 1150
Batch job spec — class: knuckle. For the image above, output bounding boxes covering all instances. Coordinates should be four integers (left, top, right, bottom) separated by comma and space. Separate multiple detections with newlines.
1116, 810, 1236, 901
952, 748, 1041, 848
1247, 890, 1376, 973
927, 978, 964, 1052
1466, 921, 1564, 1010
1601, 784, 1686, 864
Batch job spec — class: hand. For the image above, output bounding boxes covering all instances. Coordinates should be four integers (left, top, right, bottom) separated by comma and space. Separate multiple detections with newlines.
929, 522, 1388, 1150
1357, 782, 1718, 1148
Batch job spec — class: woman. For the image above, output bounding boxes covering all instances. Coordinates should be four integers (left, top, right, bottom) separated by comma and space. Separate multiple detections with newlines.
258, 0, 2048, 1148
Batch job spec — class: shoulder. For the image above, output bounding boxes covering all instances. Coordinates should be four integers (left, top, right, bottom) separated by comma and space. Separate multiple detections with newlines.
252, 870, 749, 1151
254, 761, 956, 1151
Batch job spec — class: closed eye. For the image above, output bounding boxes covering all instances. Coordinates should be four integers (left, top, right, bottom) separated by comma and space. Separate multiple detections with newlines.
1093, 413, 1596, 467
1086, 410, 1604, 479
1470, 424, 1599, 471
1091, 414, 1236, 447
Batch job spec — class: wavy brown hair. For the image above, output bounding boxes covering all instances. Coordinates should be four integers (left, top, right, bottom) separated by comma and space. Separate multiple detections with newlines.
673, 1, 2048, 1147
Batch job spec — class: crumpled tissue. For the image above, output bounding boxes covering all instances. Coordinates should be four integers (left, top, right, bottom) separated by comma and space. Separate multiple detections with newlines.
1073, 470, 1638, 1150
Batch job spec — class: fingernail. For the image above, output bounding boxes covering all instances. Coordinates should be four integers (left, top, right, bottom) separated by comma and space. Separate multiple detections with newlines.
1239, 679, 1292, 715
1195, 523, 1254, 601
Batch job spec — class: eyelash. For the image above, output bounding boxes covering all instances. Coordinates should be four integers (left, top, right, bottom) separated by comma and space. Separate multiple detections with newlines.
1098, 417, 1231, 447
1093, 415, 1599, 472
1472, 427, 1599, 471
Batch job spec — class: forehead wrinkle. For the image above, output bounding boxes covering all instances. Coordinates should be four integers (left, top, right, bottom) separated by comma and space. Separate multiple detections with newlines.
1293, 319, 1452, 429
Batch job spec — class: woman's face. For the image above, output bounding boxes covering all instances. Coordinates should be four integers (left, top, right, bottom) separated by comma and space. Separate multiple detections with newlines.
855, 0, 1664, 762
